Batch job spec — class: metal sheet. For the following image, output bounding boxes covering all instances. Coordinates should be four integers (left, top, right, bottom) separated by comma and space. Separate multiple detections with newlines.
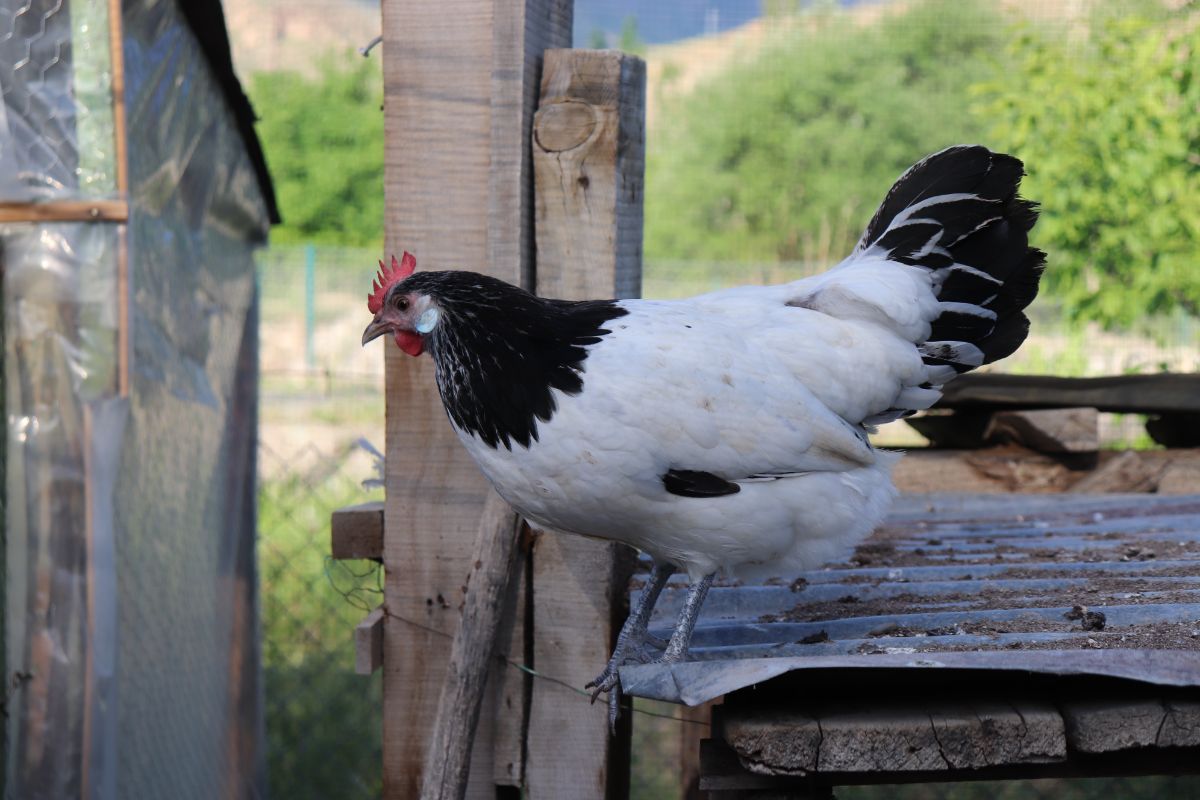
621, 493, 1200, 705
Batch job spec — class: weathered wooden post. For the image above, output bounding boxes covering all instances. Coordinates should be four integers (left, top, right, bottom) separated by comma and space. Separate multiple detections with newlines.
333, 5, 650, 796
526, 48, 646, 798
375, 1, 570, 796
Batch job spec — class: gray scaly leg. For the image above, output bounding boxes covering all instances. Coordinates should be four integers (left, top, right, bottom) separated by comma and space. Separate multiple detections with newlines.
593, 569, 717, 734
661, 571, 715, 663
587, 561, 675, 700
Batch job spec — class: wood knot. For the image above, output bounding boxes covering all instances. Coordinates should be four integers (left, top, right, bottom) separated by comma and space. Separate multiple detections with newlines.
534, 101, 598, 152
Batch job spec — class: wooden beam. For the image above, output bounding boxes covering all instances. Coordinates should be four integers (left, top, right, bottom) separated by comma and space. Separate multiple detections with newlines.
718, 700, 1066, 776
106, 0, 130, 397
106, 0, 128, 196
331, 501, 384, 561
679, 701, 714, 799
355, 607, 385, 676
421, 493, 524, 800
984, 407, 1099, 454
938, 373, 1200, 415
0, 200, 128, 223
525, 48, 645, 799
1067, 450, 1163, 494
378, 1, 571, 797
1061, 697, 1200, 754
491, 534, 531, 787
533, 49, 645, 301
699, 736, 1200, 792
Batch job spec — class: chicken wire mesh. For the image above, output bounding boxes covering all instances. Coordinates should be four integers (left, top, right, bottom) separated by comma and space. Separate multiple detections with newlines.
0, 0, 116, 199
256, 439, 383, 800
257, 243, 385, 799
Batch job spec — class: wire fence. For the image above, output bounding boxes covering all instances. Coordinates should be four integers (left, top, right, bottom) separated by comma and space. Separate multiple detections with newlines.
258, 439, 384, 800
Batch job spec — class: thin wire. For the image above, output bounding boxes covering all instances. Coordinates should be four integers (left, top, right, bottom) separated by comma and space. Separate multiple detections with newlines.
321, 553, 707, 725
385, 608, 709, 728
323, 556, 384, 614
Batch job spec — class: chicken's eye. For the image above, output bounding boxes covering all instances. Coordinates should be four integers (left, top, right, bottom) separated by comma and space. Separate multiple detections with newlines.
395, 296, 409, 312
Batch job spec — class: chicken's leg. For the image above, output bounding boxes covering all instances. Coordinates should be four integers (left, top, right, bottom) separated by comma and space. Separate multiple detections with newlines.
592, 568, 716, 733
587, 561, 674, 700
661, 571, 715, 662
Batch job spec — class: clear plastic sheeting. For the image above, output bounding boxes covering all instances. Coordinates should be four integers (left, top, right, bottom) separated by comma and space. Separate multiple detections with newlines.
3, 222, 122, 800
118, 0, 267, 795
3, 0, 269, 798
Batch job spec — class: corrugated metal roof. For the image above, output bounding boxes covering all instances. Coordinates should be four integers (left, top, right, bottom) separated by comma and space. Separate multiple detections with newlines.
622, 493, 1200, 705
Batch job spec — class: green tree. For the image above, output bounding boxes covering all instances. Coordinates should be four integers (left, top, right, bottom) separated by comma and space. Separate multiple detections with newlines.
976, 8, 1200, 326
251, 54, 385, 247
620, 15, 645, 56
644, 0, 1007, 267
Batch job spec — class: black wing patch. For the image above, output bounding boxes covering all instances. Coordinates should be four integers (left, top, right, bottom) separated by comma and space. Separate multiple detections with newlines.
663, 469, 741, 498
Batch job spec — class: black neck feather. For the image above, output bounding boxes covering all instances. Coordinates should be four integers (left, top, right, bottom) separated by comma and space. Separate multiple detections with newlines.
404, 271, 628, 450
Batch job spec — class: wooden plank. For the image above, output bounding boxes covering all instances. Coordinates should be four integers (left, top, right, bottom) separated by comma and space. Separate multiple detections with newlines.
525, 48, 646, 799
700, 730, 1200, 791
532, 49, 645, 300
908, 408, 1099, 453
331, 501, 384, 560
355, 607, 385, 676
492, 533, 531, 787
116, 225, 129, 397
109, 0, 129, 397
1157, 457, 1200, 494
0, 200, 128, 223
421, 492, 524, 800
679, 701, 714, 799
938, 373, 1200, 415
892, 447, 1075, 494
378, 1, 571, 797
1067, 451, 1163, 493
106, 0, 128, 196
720, 701, 1066, 776
1061, 697, 1200, 753
984, 407, 1099, 454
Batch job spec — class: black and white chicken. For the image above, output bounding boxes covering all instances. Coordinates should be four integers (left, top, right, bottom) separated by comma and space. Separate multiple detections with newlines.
362, 145, 1044, 725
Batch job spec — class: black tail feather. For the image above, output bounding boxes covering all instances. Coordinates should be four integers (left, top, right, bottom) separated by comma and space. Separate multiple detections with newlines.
861, 145, 1044, 370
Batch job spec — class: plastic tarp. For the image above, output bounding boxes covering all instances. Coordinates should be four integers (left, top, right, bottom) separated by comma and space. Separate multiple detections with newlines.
2, 0, 267, 797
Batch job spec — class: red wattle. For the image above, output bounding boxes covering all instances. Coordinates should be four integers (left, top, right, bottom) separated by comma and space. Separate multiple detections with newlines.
395, 330, 424, 356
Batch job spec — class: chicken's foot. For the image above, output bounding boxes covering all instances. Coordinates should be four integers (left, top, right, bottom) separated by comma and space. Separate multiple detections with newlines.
590, 569, 717, 734
587, 561, 674, 701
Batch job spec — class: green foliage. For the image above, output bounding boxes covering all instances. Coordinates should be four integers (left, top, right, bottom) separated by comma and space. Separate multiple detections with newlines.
251, 55, 385, 247
620, 15, 646, 56
976, 8, 1200, 326
644, 0, 1007, 266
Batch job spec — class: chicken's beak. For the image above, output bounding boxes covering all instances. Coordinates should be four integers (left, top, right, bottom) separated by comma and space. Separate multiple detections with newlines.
362, 316, 390, 346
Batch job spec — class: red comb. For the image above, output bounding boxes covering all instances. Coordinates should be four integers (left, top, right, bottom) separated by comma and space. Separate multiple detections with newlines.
367, 252, 416, 314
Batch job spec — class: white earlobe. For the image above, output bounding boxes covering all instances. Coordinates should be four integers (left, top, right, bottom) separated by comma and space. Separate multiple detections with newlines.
416, 307, 440, 334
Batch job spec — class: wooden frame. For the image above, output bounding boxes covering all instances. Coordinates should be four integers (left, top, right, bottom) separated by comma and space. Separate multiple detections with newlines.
378, 1, 572, 797
372, 0, 655, 792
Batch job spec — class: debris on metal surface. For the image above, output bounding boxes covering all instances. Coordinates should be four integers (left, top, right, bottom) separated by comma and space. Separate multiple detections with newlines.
622, 493, 1200, 704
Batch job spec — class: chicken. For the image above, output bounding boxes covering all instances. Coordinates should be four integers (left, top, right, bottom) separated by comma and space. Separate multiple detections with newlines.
362, 145, 1044, 726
